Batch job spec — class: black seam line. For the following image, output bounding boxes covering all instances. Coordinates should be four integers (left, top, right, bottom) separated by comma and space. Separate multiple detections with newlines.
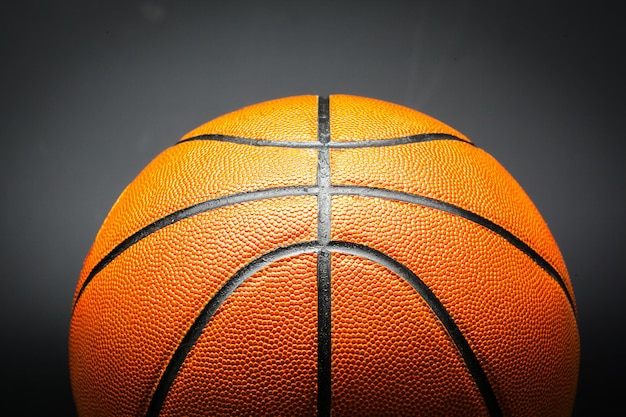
71, 185, 576, 318
144, 240, 502, 417
331, 185, 577, 317
144, 241, 323, 417
332, 241, 503, 417
316, 95, 332, 417
317, 95, 331, 244
316, 249, 332, 417
70, 185, 320, 314
177, 132, 472, 148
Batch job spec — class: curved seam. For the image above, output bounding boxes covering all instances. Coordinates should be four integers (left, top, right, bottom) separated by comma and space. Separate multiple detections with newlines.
330, 185, 576, 316
177, 132, 472, 148
70, 185, 319, 313
144, 241, 502, 417
330, 241, 503, 416
72, 186, 573, 318
144, 241, 322, 417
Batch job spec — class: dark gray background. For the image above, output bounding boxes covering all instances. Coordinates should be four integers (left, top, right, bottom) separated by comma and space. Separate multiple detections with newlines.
1, 1, 623, 415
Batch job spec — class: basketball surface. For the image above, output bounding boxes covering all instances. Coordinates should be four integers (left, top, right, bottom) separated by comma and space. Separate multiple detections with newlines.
69, 95, 580, 416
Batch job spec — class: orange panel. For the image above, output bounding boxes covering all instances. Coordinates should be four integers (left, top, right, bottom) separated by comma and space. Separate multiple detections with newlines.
75, 141, 317, 303
330, 252, 486, 416
69, 197, 318, 417
329, 94, 470, 142
329, 140, 574, 302
181, 95, 318, 141
160, 254, 318, 417
331, 195, 580, 416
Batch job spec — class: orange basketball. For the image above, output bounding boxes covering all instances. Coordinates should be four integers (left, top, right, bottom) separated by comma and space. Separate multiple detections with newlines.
69, 95, 579, 416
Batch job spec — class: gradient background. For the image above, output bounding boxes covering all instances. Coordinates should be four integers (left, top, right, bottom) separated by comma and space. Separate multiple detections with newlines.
1, 1, 624, 415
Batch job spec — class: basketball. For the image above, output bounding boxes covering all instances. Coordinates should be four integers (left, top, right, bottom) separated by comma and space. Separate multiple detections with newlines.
69, 95, 579, 416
